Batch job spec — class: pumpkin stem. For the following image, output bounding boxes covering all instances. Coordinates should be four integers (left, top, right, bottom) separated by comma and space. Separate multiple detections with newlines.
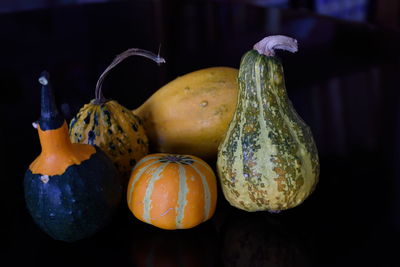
94, 48, 166, 104
253, 35, 298, 57
38, 71, 64, 131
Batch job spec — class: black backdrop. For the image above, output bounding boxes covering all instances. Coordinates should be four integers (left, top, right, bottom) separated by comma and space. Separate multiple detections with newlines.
2, 1, 400, 266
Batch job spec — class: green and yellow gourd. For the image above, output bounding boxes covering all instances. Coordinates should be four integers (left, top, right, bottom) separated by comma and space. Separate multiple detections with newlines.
69, 49, 165, 182
24, 72, 122, 242
217, 35, 319, 212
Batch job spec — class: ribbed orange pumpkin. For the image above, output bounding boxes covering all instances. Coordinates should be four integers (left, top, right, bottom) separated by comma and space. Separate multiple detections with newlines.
127, 153, 217, 230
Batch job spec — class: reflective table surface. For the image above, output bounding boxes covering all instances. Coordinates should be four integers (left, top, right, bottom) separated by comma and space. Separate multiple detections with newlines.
2, 1, 400, 266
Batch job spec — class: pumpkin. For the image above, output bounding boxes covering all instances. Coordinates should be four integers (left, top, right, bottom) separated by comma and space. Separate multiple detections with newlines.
133, 67, 238, 160
127, 153, 217, 230
217, 35, 320, 212
24, 72, 122, 242
69, 48, 165, 182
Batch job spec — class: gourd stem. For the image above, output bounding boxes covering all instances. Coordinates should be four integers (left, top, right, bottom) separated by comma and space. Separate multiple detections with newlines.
253, 35, 298, 57
38, 71, 64, 131
39, 71, 58, 120
94, 48, 166, 104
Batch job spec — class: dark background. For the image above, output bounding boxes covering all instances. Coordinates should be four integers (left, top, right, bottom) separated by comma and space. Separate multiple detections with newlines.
2, 0, 400, 266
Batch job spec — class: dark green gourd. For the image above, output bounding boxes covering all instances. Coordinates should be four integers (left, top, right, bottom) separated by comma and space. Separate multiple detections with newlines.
24, 72, 122, 242
217, 35, 319, 212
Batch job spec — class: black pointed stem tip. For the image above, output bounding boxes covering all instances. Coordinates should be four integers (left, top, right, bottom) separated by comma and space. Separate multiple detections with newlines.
38, 70, 64, 131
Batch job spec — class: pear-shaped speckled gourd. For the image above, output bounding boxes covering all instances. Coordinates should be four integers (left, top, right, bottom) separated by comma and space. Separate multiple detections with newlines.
217, 35, 319, 212
24, 72, 121, 242
69, 49, 165, 183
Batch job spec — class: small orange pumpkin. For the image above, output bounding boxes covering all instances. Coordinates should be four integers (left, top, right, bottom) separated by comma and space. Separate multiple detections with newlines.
127, 153, 217, 230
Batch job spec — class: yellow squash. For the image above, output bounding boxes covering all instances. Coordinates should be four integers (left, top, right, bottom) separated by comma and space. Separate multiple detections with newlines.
133, 67, 238, 160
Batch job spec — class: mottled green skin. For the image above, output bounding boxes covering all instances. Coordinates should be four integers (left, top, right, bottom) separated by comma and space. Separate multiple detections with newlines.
217, 50, 319, 212
24, 147, 122, 242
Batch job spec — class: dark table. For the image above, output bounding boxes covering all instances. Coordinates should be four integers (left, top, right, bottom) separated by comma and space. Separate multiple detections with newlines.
2, 1, 400, 266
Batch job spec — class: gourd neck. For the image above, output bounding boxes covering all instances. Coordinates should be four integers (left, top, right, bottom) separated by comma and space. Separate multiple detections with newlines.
31, 72, 95, 175
94, 48, 166, 105
238, 35, 296, 96
38, 71, 64, 130
32, 120, 95, 175
37, 71, 72, 151
38, 121, 73, 154
238, 50, 283, 88
37, 71, 77, 154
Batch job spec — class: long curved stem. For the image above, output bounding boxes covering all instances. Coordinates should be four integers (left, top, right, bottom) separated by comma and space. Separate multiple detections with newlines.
94, 48, 166, 104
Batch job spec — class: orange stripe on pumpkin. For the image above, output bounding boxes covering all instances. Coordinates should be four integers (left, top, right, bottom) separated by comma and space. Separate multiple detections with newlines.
191, 160, 217, 219
127, 156, 161, 204
181, 165, 205, 229
130, 161, 165, 223
149, 164, 179, 229
143, 163, 169, 223
190, 163, 211, 221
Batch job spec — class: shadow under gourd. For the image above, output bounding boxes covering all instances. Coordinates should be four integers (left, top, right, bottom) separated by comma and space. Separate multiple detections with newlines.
24, 71, 122, 242
131, 223, 219, 267
221, 212, 309, 267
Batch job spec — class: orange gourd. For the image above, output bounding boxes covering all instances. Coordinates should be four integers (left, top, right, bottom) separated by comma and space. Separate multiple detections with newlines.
127, 153, 217, 230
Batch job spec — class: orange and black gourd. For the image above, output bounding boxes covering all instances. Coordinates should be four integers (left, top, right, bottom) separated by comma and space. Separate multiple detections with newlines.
24, 72, 122, 242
